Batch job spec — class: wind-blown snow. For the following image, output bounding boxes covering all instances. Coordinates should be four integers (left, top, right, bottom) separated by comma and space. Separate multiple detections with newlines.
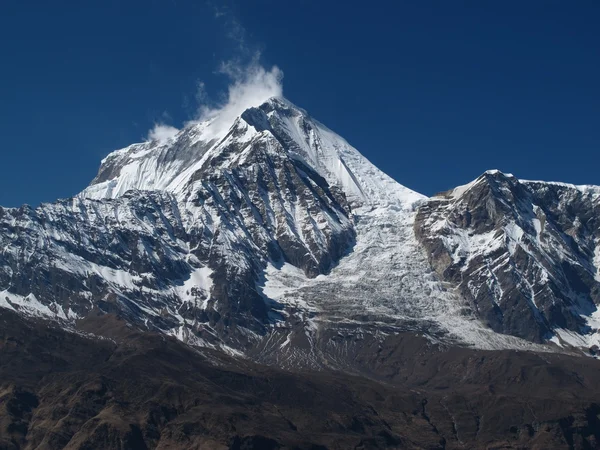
192, 65, 283, 141
147, 124, 180, 143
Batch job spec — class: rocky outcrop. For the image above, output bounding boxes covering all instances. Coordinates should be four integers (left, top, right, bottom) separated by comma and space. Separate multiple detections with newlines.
415, 170, 600, 343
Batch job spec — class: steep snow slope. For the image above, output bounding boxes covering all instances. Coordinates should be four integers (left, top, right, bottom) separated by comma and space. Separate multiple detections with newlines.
81, 98, 423, 209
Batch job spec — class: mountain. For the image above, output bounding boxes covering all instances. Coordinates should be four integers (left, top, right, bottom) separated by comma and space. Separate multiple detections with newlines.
416, 171, 600, 345
2, 96, 598, 358
1, 96, 600, 448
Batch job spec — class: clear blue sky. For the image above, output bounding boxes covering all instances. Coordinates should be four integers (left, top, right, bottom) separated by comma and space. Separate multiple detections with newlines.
1, 0, 599, 206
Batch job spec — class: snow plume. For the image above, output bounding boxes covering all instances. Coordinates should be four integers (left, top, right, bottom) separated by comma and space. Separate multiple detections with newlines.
145, 0, 283, 143
144, 61, 282, 144
147, 123, 179, 143
192, 60, 283, 139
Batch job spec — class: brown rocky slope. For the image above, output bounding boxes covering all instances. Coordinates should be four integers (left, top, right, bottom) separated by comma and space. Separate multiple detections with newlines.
1, 309, 599, 450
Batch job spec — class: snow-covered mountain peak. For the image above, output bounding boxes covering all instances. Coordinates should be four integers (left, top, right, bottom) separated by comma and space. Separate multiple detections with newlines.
483, 169, 514, 177
442, 170, 600, 209
81, 96, 424, 210
417, 169, 600, 344
436, 169, 516, 201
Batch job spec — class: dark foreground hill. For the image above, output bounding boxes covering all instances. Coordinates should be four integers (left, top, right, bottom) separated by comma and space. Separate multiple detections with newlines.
1, 309, 599, 450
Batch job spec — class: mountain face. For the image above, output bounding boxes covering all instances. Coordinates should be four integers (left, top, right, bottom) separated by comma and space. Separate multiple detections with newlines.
2, 96, 600, 449
1, 97, 599, 365
1, 99, 361, 353
416, 171, 600, 345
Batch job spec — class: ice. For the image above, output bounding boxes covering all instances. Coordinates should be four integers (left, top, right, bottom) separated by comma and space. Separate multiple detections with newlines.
260, 201, 548, 352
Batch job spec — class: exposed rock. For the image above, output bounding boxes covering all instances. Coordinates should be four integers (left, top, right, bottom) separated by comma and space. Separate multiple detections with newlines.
415, 170, 600, 343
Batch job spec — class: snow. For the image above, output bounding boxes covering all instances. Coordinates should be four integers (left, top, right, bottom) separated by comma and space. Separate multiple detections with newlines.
176, 266, 213, 309
262, 262, 319, 312
504, 222, 525, 256
81, 97, 425, 212
260, 202, 548, 352
446, 171, 517, 199
448, 178, 482, 199
532, 218, 542, 236
3, 218, 216, 324
484, 169, 515, 177
522, 179, 600, 200
299, 115, 425, 208
438, 228, 504, 267
0, 290, 77, 321
80, 108, 264, 202
550, 326, 600, 352
594, 241, 600, 282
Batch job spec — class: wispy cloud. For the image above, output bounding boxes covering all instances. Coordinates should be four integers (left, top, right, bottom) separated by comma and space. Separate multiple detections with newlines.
147, 123, 179, 143
208, 1, 249, 53
190, 58, 283, 139
146, 3, 284, 142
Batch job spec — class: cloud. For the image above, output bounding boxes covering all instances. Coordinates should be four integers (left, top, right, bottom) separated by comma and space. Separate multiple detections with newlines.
195, 80, 208, 104
212, 6, 227, 18
208, 2, 248, 53
145, 3, 284, 143
145, 60, 283, 143
147, 123, 179, 143
191, 59, 283, 139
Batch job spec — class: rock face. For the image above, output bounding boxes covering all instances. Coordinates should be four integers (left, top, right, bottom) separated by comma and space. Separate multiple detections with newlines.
415, 170, 600, 344
0, 96, 599, 363
0, 99, 357, 351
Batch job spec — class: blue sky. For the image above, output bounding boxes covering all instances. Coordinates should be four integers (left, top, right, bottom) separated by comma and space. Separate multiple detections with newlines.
1, 0, 599, 206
